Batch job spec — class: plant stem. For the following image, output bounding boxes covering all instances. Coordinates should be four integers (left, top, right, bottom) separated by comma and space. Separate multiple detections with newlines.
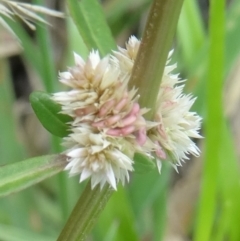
57, 182, 113, 241
129, 0, 184, 119
57, 0, 185, 240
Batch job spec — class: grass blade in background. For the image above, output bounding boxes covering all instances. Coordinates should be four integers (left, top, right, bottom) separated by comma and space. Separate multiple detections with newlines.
66, 17, 89, 63
67, 0, 116, 56
0, 224, 54, 241
194, 0, 225, 240
103, 0, 152, 37
218, 125, 240, 240
1, 16, 43, 75
225, 0, 240, 74
177, 0, 205, 66
33, 0, 59, 92
0, 60, 26, 164
183, 0, 240, 116
0, 155, 66, 197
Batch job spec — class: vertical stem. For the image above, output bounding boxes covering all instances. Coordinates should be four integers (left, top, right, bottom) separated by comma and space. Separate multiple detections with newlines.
129, 0, 184, 119
57, 182, 113, 241
57, 0, 186, 239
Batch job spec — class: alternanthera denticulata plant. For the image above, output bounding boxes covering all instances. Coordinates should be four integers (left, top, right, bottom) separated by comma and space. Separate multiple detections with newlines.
0, 0, 202, 240
51, 36, 201, 190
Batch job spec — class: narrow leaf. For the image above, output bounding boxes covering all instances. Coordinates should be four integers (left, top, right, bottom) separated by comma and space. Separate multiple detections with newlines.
0, 224, 54, 241
67, 0, 116, 56
194, 0, 225, 239
30, 91, 72, 137
0, 154, 66, 197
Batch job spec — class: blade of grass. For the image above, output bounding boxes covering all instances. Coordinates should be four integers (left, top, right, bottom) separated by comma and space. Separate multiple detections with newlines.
183, 0, 240, 116
66, 17, 88, 63
0, 154, 66, 197
104, 0, 152, 31
104, 0, 152, 37
0, 224, 54, 241
0, 59, 34, 228
193, 0, 225, 240
1, 16, 43, 74
67, 0, 116, 56
218, 124, 240, 241
32, 0, 58, 92
0, 60, 26, 164
177, 0, 205, 65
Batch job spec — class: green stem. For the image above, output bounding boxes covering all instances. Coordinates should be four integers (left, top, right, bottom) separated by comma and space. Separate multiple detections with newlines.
129, 0, 184, 119
57, 0, 185, 239
57, 182, 113, 241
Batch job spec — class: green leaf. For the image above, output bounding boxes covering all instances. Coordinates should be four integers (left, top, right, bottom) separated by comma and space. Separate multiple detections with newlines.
0, 61, 26, 164
0, 155, 66, 197
0, 224, 54, 241
193, 0, 225, 240
177, 0, 205, 65
67, 0, 116, 56
30, 91, 72, 137
133, 153, 155, 174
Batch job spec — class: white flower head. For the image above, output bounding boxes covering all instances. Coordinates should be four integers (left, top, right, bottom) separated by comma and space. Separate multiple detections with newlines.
52, 48, 149, 190
53, 36, 202, 189
150, 60, 202, 168
113, 37, 202, 171
64, 127, 134, 190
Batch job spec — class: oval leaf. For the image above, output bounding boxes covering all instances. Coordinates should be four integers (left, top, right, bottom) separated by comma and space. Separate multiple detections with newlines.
30, 91, 72, 137
0, 154, 66, 197
133, 153, 156, 174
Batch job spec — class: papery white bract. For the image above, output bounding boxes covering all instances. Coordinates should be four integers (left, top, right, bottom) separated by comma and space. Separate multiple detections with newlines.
114, 36, 202, 171
52, 36, 202, 189
52, 48, 149, 190
63, 126, 134, 190
149, 56, 202, 169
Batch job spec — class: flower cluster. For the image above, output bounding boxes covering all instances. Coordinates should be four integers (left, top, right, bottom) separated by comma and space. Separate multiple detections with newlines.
52, 36, 201, 190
